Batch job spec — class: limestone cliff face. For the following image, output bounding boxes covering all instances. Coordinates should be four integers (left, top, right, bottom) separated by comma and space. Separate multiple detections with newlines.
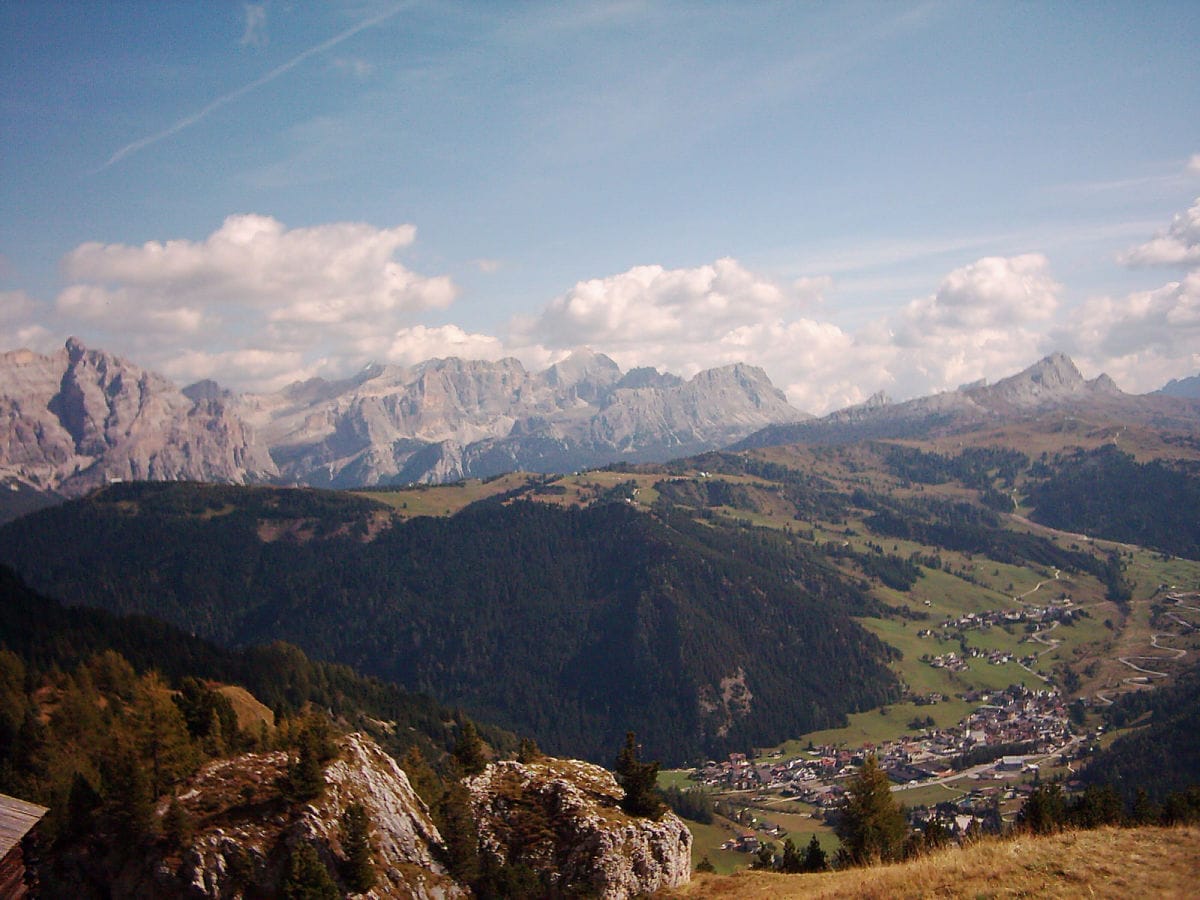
466, 758, 692, 899
1, 340, 803, 495
252, 353, 803, 487
0, 338, 277, 496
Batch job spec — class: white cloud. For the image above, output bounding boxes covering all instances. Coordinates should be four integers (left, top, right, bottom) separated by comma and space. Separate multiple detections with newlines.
332, 57, 374, 79
529, 257, 808, 348
0, 291, 56, 354
161, 347, 313, 395
1189, 154, 1200, 175
240, 3, 268, 48
898, 254, 1059, 337
855, 253, 1065, 398
515, 259, 863, 411
1119, 197, 1200, 267
1051, 198, 1200, 392
54, 214, 459, 392
26, 207, 1200, 415
382, 325, 507, 367
1057, 271, 1200, 391
512, 253, 1079, 414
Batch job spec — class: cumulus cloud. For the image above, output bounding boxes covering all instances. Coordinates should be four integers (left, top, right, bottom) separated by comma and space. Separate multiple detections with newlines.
1057, 271, 1200, 392
514, 253, 1074, 413
1190, 154, 1200, 174
1119, 197, 1200, 267
530, 258, 803, 348
863, 253, 1064, 398
1052, 198, 1200, 392
514, 258, 863, 411
54, 215, 459, 392
26, 201, 1200, 414
899, 254, 1059, 337
380, 325, 507, 367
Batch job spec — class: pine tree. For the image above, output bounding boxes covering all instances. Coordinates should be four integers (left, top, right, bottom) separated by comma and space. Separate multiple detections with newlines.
100, 739, 154, 842
163, 796, 195, 849
66, 771, 102, 839
399, 745, 442, 809
437, 781, 482, 884
282, 717, 335, 802
835, 754, 907, 865
280, 842, 339, 900
779, 837, 803, 873
1131, 787, 1159, 825
517, 737, 542, 763
1017, 782, 1066, 834
451, 719, 487, 777
128, 672, 199, 796
801, 833, 828, 872
341, 801, 376, 893
615, 732, 665, 819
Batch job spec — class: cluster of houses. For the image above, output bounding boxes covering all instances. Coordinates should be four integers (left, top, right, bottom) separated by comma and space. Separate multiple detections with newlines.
924, 600, 1081, 636
923, 647, 1020, 670
690, 686, 1072, 815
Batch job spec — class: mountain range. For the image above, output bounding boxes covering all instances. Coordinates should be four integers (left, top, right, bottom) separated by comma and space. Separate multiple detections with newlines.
0, 338, 801, 504
3, 339, 1198, 517
735, 351, 1200, 449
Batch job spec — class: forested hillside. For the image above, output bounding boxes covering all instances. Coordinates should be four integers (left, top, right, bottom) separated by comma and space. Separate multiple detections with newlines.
0, 564, 513, 766
1082, 664, 1200, 806
0, 482, 900, 765
1026, 446, 1200, 559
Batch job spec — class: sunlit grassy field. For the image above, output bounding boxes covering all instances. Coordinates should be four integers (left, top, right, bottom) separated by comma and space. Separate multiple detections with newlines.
671, 826, 1200, 899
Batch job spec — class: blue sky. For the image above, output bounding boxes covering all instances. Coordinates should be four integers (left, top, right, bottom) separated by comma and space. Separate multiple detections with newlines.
2, 1, 1198, 413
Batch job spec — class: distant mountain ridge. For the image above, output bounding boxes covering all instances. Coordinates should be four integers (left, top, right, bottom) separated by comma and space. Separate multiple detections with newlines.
1158, 373, 1200, 399
0, 340, 803, 499
736, 352, 1199, 449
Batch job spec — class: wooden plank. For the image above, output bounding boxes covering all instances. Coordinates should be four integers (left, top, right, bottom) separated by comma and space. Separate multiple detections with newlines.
0, 794, 47, 858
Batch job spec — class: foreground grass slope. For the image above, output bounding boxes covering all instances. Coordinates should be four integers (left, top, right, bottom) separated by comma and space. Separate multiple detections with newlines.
670, 826, 1200, 899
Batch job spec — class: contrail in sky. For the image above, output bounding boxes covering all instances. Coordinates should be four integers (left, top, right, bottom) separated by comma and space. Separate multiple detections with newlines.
97, 3, 406, 172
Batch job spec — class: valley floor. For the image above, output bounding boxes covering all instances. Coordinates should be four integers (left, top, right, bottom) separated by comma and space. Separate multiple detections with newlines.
667, 825, 1200, 899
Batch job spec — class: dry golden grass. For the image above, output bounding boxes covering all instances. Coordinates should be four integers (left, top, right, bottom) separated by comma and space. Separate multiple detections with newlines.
668, 827, 1200, 899
217, 684, 275, 732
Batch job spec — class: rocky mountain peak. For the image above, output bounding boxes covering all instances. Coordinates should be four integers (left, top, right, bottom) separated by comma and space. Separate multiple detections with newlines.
0, 339, 277, 496
545, 348, 621, 385
1028, 351, 1084, 388
966, 351, 1106, 409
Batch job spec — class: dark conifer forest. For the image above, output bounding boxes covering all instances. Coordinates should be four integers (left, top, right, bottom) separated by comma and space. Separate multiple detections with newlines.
0, 482, 901, 764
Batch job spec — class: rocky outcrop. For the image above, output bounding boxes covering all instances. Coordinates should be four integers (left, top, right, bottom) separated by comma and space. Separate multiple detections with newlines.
115, 733, 463, 899
0, 339, 277, 496
466, 758, 692, 899
67, 734, 688, 899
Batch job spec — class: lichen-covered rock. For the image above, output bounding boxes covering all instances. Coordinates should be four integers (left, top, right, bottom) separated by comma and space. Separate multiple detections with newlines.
466, 758, 691, 899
